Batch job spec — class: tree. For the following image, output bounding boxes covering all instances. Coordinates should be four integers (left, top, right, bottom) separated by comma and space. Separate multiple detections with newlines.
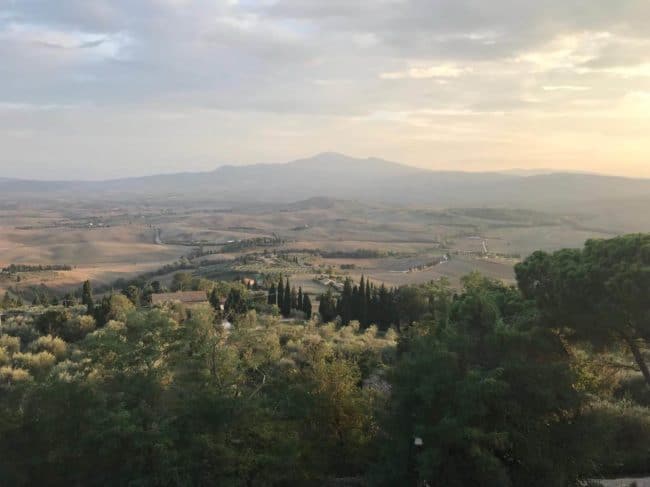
340, 278, 353, 325
209, 288, 221, 311
290, 286, 298, 312
171, 272, 193, 292
122, 285, 142, 307
282, 279, 291, 317
277, 277, 284, 314
81, 280, 94, 315
396, 286, 428, 328
224, 288, 248, 319
303, 294, 312, 319
358, 276, 368, 326
516, 234, 650, 386
297, 287, 303, 314
1, 292, 15, 309
106, 294, 135, 322
318, 290, 337, 323
371, 278, 591, 486
268, 283, 276, 305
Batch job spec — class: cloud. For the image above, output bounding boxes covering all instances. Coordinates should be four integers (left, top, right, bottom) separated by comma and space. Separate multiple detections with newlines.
380, 64, 468, 79
1, 0, 650, 178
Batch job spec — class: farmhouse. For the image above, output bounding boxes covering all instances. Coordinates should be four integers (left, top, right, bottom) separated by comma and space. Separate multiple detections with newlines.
150, 291, 209, 307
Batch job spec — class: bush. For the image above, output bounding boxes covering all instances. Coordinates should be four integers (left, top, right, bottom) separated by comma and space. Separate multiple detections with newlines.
0, 347, 10, 366
29, 335, 67, 360
0, 335, 21, 355
0, 365, 32, 385
61, 314, 96, 342
614, 375, 650, 407
0, 319, 39, 345
13, 351, 57, 376
588, 399, 650, 476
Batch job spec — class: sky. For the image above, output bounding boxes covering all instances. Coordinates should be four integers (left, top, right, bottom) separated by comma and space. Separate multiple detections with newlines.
1, 0, 649, 180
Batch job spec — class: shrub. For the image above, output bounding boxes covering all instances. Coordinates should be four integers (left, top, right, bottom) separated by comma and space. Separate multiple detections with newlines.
588, 399, 650, 476
0, 319, 39, 345
0, 335, 21, 355
13, 351, 57, 376
29, 335, 67, 360
0, 347, 10, 366
0, 365, 32, 385
61, 314, 96, 342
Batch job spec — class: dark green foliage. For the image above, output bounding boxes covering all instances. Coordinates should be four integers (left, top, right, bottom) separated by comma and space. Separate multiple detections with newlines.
516, 234, 650, 385
282, 279, 291, 317
277, 277, 285, 315
224, 288, 248, 319
2, 234, 649, 485
318, 289, 337, 322
371, 278, 591, 487
34, 309, 71, 337
302, 293, 312, 319
209, 287, 221, 311
81, 280, 94, 315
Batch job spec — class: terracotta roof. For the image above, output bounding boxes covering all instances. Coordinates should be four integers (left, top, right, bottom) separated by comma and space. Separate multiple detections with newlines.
150, 291, 208, 305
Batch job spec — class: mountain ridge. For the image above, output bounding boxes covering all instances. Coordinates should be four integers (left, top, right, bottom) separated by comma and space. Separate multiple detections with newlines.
2, 153, 649, 212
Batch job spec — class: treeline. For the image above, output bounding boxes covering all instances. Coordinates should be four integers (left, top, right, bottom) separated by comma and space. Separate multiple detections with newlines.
317, 276, 449, 331
267, 277, 312, 319
0, 234, 648, 486
275, 248, 397, 259
1, 264, 73, 273
222, 235, 286, 252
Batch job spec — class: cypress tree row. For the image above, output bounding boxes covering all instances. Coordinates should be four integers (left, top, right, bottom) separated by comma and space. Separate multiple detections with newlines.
317, 277, 400, 330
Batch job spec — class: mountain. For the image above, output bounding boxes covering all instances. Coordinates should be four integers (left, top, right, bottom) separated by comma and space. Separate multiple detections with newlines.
2, 152, 649, 212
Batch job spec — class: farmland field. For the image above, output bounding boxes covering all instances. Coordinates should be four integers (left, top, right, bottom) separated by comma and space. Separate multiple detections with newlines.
2, 195, 642, 300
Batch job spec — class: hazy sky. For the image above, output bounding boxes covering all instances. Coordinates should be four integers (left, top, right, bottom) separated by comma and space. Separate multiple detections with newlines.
1, 0, 650, 179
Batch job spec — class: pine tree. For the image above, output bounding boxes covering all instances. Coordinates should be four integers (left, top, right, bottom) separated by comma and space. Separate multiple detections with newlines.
81, 280, 94, 315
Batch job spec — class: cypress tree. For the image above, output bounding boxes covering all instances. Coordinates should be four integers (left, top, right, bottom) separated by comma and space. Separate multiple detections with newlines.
297, 287, 303, 313
318, 290, 336, 322
303, 293, 312, 319
268, 283, 276, 305
365, 280, 372, 325
341, 278, 353, 325
283, 279, 291, 317
359, 276, 368, 326
209, 288, 221, 311
81, 280, 94, 315
290, 286, 298, 311
277, 277, 284, 312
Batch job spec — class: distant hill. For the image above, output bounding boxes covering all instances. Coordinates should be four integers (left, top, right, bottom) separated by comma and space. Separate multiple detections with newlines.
2, 152, 649, 212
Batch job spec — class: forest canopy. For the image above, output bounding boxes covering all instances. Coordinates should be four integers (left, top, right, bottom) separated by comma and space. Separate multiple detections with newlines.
0, 234, 648, 486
